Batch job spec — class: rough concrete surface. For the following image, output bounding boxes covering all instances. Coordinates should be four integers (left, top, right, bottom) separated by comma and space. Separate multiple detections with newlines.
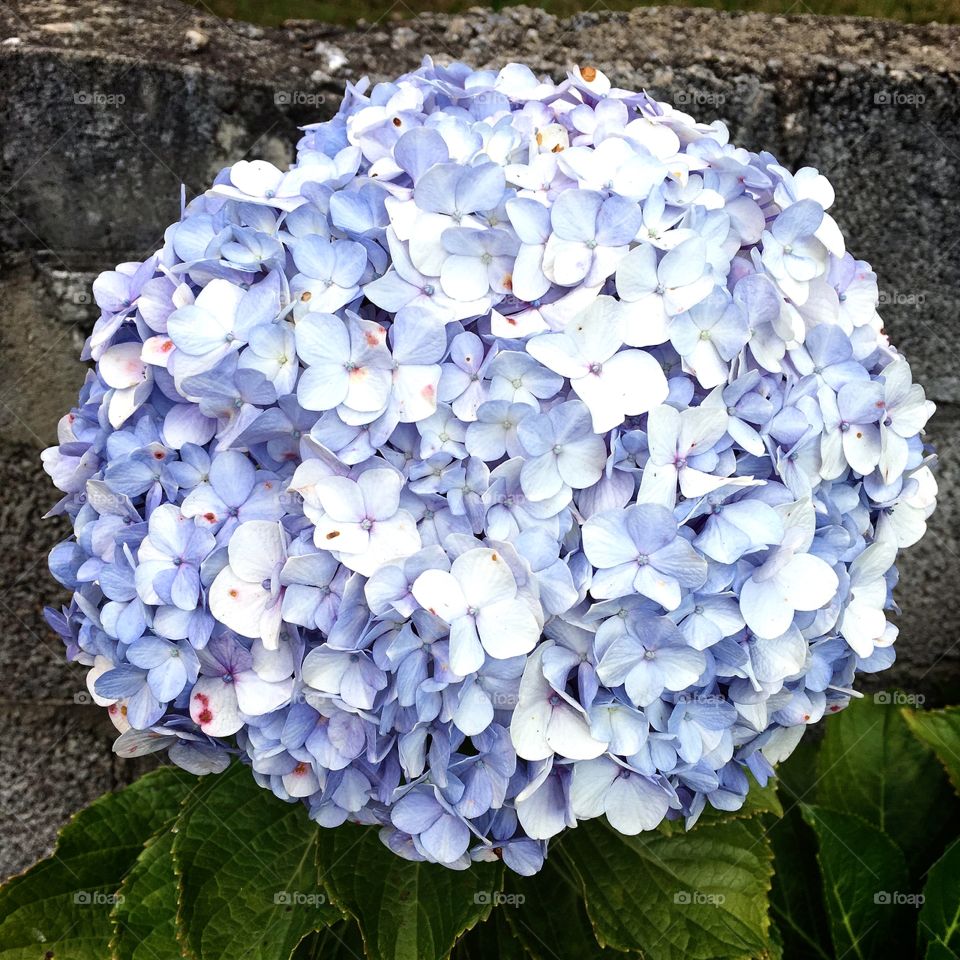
1, 0, 959, 876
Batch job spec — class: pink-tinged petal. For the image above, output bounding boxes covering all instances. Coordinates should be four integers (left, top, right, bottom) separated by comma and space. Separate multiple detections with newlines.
412, 569, 468, 622
510, 244, 551, 302
392, 365, 441, 424
343, 365, 393, 414
490, 306, 549, 340
842, 422, 882, 475
452, 548, 517, 609
190, 676, 242, 737
209, 566, 271, 638
141, 335, 176, 367
313, 517, 370, 556
100, 342, 148, 389
283, 762, 321, 797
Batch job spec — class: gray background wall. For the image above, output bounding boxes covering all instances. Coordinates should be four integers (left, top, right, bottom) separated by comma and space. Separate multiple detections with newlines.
2, 0, 958, 878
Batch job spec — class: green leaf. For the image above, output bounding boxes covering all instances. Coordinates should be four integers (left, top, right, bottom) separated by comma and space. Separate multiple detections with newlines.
768, 730, 832, 959
766, 917, 785, 960
504, 855, 617, 959
903, 706, 960, 797
918, 837, 960, 957
801, 805, 913, 960
557, 815, 774, 960
317, 821, 501, 960
925, 943, 959, 960
291, 920, 366, 960
0, 767, 197, 960
174, 762, 338, 960
111, 829, 184, 960
816, 696, 953, 869
767, 802, 832, 960
452, 908, 527, 960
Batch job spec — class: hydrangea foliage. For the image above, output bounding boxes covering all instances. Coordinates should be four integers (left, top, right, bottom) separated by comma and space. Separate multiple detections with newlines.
43, 59, 936, 875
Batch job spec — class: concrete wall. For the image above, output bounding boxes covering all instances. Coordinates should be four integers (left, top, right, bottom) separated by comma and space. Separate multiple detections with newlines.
2, 0, 959, 876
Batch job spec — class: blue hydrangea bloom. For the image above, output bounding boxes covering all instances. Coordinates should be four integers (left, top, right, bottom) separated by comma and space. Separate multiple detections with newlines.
43, 59, 937, 873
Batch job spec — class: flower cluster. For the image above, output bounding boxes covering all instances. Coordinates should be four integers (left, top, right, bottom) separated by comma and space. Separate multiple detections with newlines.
43, 59, 936, 874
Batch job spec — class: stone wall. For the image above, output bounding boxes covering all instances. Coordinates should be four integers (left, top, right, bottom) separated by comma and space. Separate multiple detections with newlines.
2, 0, 958, 876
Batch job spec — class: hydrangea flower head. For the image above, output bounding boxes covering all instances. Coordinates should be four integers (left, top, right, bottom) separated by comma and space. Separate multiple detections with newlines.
44, 59, 936, 873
